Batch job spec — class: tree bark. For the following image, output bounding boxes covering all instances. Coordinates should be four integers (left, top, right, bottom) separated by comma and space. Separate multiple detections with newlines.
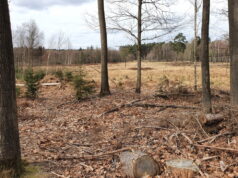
98, 0, 110, 96
201, 0, 212, 113
229, 0, 238, 106
135, 0, 142, 94
194, 0, 198, 91
0, 0, 21, 176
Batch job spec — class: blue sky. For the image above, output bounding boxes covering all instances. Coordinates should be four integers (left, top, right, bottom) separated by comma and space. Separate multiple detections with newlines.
9, 0, 228, 49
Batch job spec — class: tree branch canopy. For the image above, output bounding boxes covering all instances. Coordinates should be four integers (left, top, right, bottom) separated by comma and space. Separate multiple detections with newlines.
106, 0, 180, 42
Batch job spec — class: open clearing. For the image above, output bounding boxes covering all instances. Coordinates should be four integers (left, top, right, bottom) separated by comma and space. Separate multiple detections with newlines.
18, 62, 237, 177
35, 61, 230, 91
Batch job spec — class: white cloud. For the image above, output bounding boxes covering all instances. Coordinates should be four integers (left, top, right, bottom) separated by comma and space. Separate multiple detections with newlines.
9, 0, 228, 49
13, 0, 93, 10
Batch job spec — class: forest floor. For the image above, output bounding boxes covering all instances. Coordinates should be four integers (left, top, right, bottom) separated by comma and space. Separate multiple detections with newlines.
17, 62, 237, 177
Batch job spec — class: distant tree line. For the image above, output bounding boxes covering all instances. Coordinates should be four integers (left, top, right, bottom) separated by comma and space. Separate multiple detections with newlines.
13, 33, 230, 68
120, 35, 229, 63
14, 47, 122, 67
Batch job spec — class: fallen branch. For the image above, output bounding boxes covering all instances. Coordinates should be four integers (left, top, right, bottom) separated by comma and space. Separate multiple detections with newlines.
98, 99, 142, 117
57, 147, 135, 160
197, 132, 232, 144
135, 126, 173, 131
99, 102, 198, 117
178, 132, 238, 154
154, 93, 195, 99
194, 144, 238, 153
132, 103, 198, 110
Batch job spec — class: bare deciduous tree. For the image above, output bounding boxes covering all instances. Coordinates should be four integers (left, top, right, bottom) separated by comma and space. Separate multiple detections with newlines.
25, 20, 44, 49
98, 0, 111, 96
188, 0, 202, 91
66, 37, 73, 65
56, 31, 66, 51
107, 0, 177, 93
0, 0, 21, 176
228, 0, 238, 105
14, 20, 44, 67
201, 0, 212, 113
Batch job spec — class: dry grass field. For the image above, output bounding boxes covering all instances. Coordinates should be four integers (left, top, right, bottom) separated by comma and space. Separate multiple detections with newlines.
36, 61, 230, 92
17, 61, 237, 177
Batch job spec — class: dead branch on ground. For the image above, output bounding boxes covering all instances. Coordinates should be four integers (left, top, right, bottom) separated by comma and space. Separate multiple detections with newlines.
99, 102, 199, 117
57, 147, 135, 160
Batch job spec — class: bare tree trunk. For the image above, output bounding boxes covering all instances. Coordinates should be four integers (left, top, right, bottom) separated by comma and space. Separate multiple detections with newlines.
229, 0, 238, 106
201, 0, 212, 113
0, 0, 21, 176
194, 0, 198, 91
46, 51, 51, 75
98, 0, 110, 96
135, 0, 142, 94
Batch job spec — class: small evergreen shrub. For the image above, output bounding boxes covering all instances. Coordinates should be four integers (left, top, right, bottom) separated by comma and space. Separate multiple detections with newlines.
53, 70, 64, 81
65, 71, 73, 82
73, 72, 96, 100
15, 68, 24, 80
16, 87, 21, 97
24, 69, 40, 99
34, 70, 46, 81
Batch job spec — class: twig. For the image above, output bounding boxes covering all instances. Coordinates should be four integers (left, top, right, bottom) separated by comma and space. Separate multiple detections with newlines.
180, 132, 194, 144
197, 132, 232, 144
156, 107, 168, 113
178, 132, 238, 154
201, 155, 218, 161
194, 115, 209, 137
192, 160, 206, 177
167, 120, 179, 130
56, 96, 98, 108
56, 100, 78, 108
51, 171, 70, 178
223, 162, 238, 172
167, 121, 194, 144
194, 144, 238, 153
79, 162, 94, 171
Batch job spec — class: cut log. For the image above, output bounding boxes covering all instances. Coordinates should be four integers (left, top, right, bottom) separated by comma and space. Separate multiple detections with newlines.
16, 83, 61, 87
166, 159, 200, 178
199, 113, 224, 126
16, 84, 25, 87
119, 151, 162, 178
41, 83, 61, 86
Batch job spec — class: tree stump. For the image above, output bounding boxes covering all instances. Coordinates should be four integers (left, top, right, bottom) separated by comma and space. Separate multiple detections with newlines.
119, 151, 162, 178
